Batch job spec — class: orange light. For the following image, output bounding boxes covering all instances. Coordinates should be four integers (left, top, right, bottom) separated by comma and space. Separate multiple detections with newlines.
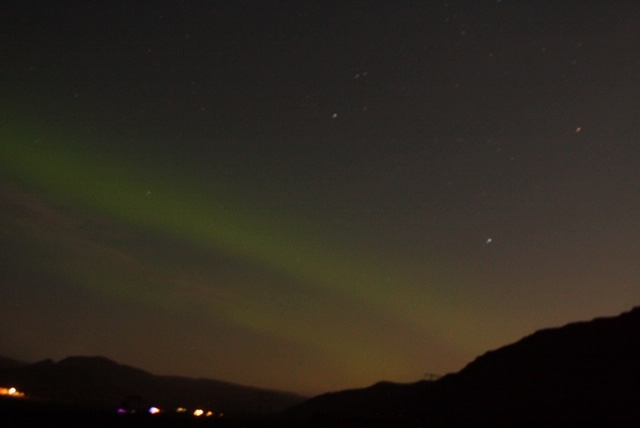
193, 409, 204, 417
0, 387, 25, 398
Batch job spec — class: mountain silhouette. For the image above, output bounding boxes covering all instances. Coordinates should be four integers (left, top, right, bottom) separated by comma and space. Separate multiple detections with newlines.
3, 307, 639, 426
0, 356, 27, 370
0, 355, 305, 417
283, 306, 640, 426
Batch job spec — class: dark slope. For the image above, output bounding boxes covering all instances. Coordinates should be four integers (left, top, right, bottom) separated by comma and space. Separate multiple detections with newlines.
283, 306, 640, 426
0, 356, 28, 370
282, 380, 438, 423
0, 355, 305, 416
424, 306, 640, 426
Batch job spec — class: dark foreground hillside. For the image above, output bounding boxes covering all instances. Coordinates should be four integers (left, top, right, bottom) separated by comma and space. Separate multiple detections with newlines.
0, 356, 305, 419
2, 307, 639, 427
427, 306, 640, 426
0, 395, 413, 428
283, 306, 640, 427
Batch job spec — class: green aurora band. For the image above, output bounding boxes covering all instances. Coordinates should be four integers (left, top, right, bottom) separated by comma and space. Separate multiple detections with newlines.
1, 123, 492, 379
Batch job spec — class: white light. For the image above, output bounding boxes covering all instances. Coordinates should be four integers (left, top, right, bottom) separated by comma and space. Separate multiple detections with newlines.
149, 407, 161, 414
0, 387, 25, 398
194, 409, 204, 417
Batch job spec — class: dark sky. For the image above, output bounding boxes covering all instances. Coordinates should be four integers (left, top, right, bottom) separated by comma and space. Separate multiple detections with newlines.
2, 1, 640, 395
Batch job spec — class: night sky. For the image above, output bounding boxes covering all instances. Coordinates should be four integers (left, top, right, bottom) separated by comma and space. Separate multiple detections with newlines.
2, 1, 640, 395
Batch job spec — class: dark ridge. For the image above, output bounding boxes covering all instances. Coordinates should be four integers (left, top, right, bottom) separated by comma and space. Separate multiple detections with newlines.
0, 355, 306, 417
0, 355, 28, 369
282, 306, 640, 426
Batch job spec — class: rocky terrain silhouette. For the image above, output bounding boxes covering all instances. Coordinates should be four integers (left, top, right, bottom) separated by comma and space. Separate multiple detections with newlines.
283, 306, 640, 426
2, 307, 639, 426
0, 355, 305, 418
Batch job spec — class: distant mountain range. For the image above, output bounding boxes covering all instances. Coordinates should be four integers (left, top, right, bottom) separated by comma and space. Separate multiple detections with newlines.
283, 306, 640, 426
3, 307, 639, 426
0, 355, 305, 417
0, 356, 28, 370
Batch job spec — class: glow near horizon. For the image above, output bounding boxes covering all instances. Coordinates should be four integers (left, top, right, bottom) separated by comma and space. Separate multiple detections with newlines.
1, 125, 494, 385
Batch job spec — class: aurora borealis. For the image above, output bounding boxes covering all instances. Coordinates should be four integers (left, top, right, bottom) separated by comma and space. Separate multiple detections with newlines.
2, 1, 640, 395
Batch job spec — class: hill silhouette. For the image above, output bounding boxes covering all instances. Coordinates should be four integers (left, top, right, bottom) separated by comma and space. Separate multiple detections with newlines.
3, 307, 639, 426
283, 306, 640, 426
0, 356, 27, 370
0, 355, 305, 417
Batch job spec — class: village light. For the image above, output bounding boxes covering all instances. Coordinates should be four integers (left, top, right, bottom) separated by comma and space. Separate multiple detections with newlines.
0, 387, 25, 398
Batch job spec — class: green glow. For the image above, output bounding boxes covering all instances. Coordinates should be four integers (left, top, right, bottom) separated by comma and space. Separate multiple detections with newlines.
1, 124, 491, 371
